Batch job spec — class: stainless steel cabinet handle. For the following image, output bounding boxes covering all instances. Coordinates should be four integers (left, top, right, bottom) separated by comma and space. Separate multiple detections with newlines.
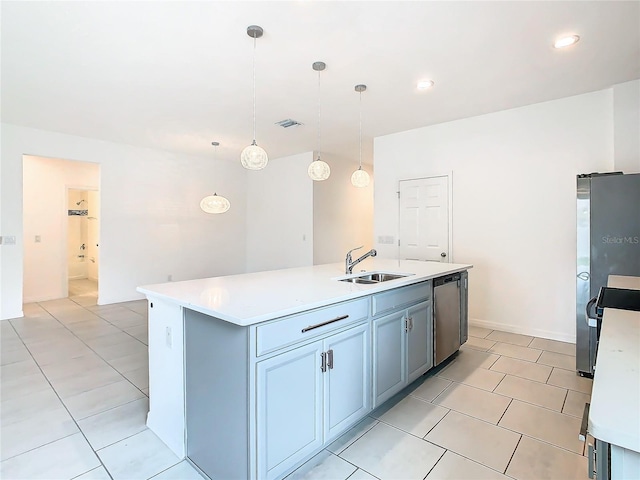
327, 349, 334, 369
587, 443, 595, 479
302, 315, 349, 333
320, 352, 327, 372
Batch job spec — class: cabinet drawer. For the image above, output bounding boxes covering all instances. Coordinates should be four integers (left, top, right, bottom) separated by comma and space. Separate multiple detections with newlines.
256, 298, 369, 356
372, 281, 431, 317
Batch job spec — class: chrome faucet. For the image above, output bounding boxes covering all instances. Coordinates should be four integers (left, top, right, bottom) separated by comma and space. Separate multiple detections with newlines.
345, 246, 377, 274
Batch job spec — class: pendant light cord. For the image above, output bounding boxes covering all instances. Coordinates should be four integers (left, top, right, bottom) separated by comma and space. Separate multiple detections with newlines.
358, 90, 363, 168
317, 70, 321, 159
252, 36, 257, 142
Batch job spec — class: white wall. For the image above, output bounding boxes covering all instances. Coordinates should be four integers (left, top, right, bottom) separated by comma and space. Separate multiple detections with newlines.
1, 123, 247, 319
313, 153, 374, 265
374, 89, 615, 342
245, 152, 314, 273
23, 157, 99, 302
613, 80, 640, 173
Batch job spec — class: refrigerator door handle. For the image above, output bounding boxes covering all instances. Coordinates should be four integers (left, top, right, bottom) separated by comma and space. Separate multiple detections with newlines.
577, 272, 590, 281
585, 296, 598, 327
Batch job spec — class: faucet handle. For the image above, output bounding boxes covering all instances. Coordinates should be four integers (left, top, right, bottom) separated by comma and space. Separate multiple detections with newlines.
346, 246, 364, 257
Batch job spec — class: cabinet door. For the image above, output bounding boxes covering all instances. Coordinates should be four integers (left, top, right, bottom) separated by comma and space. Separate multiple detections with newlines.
406, 301, 433, 383
372, 311, 406, 407
256, 341, 323, 480
324, 323, 370, 441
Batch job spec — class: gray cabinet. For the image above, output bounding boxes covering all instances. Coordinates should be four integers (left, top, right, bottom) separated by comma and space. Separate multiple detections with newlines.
256, 322, 370, 480
407, 301, 433, 383
179, 275, 470, 480
372, 310, 405, 406
371, 281, 433, 408
256, 341, 324, 480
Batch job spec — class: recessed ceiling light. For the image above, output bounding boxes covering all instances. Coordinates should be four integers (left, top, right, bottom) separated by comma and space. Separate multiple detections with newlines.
554, 35, 580, 49
417, 79, 435, 90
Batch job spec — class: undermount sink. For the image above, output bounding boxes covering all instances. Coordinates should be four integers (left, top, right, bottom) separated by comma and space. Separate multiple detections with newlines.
338, 271, 410, 284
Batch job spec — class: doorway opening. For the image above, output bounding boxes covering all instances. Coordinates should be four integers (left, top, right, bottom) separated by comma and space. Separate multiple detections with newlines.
67, 188, 100, 303
22, 155, 100, 305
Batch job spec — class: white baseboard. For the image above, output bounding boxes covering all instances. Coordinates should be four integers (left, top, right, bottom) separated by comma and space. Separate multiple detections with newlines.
22, 294, 65, 304
470, 317, 576, 344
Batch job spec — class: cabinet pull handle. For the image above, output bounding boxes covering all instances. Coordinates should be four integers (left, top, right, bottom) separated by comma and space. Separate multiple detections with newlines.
320, 352, 327, 372
302, 315, 349, 333
327, 349, 334, 370
408, 317, 413, 331
587, 443, 595, 479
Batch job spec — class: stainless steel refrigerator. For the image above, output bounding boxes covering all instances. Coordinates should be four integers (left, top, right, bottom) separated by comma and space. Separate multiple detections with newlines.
576, 172, 640, 376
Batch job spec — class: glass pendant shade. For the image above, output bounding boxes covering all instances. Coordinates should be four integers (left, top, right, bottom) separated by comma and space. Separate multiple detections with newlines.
241, 141, 268, 170
308, 157, 330, 181
351, 166, 370, 188
200, 193, 231, 214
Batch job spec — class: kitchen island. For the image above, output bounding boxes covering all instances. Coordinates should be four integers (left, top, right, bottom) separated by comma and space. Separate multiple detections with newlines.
587, 275, 640, 479
138, 259, 472, 480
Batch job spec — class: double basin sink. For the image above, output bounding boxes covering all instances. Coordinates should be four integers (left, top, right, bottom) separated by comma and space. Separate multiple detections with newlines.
338, 272, 411, 285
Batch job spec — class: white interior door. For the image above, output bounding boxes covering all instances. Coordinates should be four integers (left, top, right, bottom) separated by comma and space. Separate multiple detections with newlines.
399, 176, 450, 262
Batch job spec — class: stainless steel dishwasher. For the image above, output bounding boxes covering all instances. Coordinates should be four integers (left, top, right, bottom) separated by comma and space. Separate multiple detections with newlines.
434, 273, 461, 366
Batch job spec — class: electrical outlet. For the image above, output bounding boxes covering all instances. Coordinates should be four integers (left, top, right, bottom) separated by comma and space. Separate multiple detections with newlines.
167, 274, 173, 282
35, 235, 41, 243
0, 236, 16, 245
165, 326, 172, 348
377, 235, 395, 245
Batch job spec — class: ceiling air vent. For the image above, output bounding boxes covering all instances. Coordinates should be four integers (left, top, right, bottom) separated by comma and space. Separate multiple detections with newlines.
275, 118, 304, 128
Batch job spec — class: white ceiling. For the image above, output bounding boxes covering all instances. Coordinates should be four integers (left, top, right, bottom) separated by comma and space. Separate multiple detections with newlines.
2, 1, 639, 166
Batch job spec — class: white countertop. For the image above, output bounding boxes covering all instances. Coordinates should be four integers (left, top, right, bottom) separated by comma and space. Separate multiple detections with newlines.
608, 274, 640, 291
137, 259, 472, 326
588, 275, 640, 452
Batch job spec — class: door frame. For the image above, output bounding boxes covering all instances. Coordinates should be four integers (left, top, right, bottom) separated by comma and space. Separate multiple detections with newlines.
64, 185, 100, 299
397, 172, 453, 262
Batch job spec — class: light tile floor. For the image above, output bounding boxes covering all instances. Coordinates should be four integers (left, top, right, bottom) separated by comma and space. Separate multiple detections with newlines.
1, 290, 593, 480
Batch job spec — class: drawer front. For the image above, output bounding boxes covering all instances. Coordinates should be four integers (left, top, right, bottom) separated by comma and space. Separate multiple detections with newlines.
256, 298, 369, 356
372, 281, 431, 317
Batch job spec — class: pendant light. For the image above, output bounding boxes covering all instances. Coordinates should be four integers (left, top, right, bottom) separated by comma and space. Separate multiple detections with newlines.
308, 61, 330, 181
351, 84, 371, 188
200, 142, 231, 214
241, 25, 268, 170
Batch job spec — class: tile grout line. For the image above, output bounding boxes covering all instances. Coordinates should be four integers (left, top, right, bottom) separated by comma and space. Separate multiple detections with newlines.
329, 450, 381, 480
496, 397, 513, 425
559, 388, 570, 415
421, 448, 447, 479
22, 300, 149, 422
422, 408, 453, 440
502, 434, 523, 475
35, 301, 148, 397
3, 318, 115, 480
